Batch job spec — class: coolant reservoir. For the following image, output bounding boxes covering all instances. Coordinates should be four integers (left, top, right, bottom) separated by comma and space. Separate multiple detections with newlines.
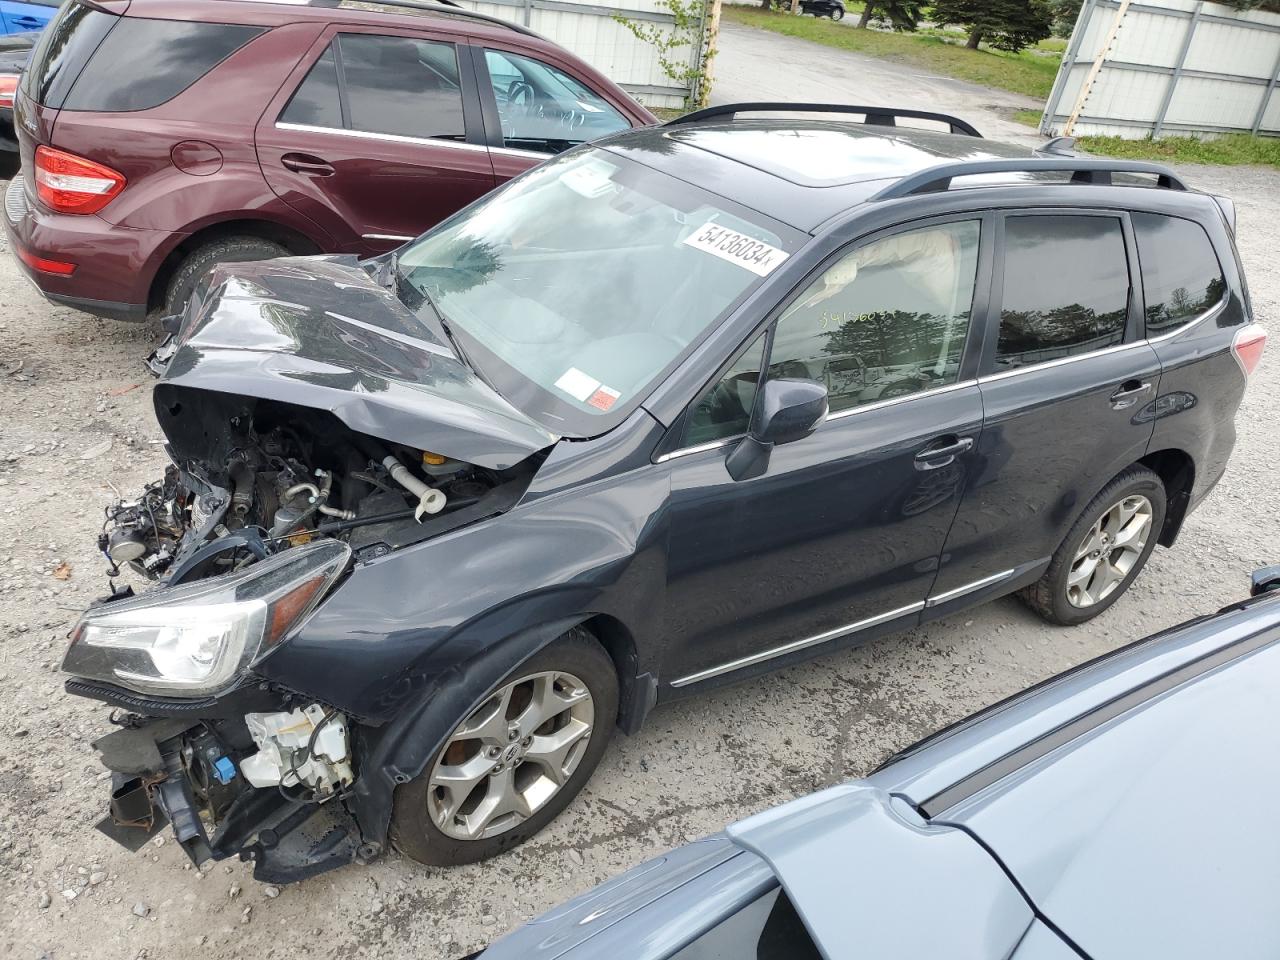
239, 704, 353, 794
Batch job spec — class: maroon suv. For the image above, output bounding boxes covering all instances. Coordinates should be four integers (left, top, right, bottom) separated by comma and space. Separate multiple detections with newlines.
3, 0, 654, 319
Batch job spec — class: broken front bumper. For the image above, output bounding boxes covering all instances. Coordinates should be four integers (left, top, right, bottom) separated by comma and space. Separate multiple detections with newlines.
81, 683, 366, 884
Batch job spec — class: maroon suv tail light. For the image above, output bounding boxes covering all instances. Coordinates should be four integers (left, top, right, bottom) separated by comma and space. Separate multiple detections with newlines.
0, 74, 17, 110
1232, 324, 1267, 379
34, 145, 127, 215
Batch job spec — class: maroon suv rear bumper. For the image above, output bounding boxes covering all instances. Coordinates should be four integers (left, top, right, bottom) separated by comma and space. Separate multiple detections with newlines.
3, 174, 181, 320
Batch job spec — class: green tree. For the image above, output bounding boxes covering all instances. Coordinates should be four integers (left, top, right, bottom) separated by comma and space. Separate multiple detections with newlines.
855, 0, 927, 30
931, 0, 1053, 51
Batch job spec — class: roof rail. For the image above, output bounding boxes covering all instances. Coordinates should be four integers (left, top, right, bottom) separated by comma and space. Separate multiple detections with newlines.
871, 157, 1189, 201
667, 103, 983, 138
306, 0, 543, 38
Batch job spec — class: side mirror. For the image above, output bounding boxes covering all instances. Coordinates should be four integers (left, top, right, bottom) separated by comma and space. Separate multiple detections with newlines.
725, 378, 828, 482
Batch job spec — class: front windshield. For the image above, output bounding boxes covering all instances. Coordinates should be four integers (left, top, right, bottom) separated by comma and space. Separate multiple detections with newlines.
394, 149, 799, 434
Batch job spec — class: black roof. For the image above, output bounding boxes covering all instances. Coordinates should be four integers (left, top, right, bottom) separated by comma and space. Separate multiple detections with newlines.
599, 116, 1190, 234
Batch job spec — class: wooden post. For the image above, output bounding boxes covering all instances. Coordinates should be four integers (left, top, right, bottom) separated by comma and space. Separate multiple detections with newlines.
1064, 0, 1131, 136
700, 0, 722, 107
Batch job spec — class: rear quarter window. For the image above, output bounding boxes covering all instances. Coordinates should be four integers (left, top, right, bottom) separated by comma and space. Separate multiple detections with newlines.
20, 2, 116, 108
60, 17, 264, 112
1132, 212, 1227, 336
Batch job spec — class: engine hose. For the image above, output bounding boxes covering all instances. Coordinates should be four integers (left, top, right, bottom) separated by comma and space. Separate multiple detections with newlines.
381, 455, 446, 519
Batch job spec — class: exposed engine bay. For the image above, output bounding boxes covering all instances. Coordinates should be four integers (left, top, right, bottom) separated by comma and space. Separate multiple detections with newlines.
99, 389, 542, 585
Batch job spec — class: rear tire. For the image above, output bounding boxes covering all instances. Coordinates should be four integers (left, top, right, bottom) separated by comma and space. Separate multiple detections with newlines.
160, 236, 290, 318
830, 5, 845, 18
1020, 466, 1166, 626
391, 628, 618, 866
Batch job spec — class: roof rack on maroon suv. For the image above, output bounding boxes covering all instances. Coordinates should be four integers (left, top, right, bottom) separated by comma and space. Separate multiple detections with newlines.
668, 102, 983, 138
303, 0, 544, 38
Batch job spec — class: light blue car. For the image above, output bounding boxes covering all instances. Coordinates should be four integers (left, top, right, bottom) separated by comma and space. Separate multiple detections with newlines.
0, 0, 55, 35
478, 567, 1280, 960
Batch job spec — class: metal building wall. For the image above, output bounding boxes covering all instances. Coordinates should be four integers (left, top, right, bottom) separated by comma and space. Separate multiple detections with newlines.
1042, 0, 1280, 139
456, 0, 707, 107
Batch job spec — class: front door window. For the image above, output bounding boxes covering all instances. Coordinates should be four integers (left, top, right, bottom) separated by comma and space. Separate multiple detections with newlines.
768, 220, 982, 412
483, 48, 629, 154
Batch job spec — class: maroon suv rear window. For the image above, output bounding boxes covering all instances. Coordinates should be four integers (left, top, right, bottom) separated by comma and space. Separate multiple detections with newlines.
20, 2, 116, 108
61, 17, 264, 112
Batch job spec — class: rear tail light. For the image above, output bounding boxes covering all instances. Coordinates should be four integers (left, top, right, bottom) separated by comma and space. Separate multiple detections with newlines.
16, 247, 76, 276
0, 74, 17, 110
34, 145, 127, 215
1232, 324, 1267, 379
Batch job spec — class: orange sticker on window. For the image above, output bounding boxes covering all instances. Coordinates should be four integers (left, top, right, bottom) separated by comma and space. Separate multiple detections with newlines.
587, 386, 621, 411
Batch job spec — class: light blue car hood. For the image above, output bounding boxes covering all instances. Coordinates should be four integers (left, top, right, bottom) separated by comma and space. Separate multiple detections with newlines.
726, 783, 1033, 959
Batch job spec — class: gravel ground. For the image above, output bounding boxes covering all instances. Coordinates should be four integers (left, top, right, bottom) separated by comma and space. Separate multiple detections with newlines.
2, 25, 1279, 960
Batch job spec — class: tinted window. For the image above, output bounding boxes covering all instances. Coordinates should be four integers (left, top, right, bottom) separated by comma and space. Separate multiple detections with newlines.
61, 19, 263, 112
20, 2, 116, 107
995, 216, 1129, 370
339, 33, 464, 140
484, 48, 628, 154
1133, 212, 1226, 335
669, 887, 821, 960
686, 332, 766, 445
768, 220, 981, 413
281, 45, 342, 129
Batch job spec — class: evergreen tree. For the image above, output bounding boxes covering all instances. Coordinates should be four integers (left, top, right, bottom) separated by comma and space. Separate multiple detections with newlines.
931, 0, 1053, 52
854, 0, 927, 30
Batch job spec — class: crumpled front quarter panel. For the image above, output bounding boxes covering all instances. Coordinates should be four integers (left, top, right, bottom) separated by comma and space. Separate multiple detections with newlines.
256, 461, 673, 721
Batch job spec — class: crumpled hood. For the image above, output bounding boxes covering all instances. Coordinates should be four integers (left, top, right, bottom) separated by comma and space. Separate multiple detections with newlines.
158, 255, 558, 470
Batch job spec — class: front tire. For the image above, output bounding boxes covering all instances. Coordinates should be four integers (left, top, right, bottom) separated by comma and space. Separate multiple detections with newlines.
1020, 466, 1166, 626
391, 628, 618, 866
830, 5, 845, 19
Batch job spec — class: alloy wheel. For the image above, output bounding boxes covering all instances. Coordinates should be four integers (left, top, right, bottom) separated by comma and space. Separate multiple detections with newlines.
1066, 494, 1153, 608
427, 671, 595, 841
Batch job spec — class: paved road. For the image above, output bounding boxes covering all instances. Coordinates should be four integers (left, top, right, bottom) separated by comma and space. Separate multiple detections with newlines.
711, 17, 1043, 144
3, 22, 1279, 960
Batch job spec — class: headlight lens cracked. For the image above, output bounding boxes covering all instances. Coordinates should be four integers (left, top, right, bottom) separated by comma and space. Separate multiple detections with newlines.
63, 540, 350, 697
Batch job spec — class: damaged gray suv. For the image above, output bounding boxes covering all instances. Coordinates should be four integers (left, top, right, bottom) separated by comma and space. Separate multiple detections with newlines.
62, 105, 1262, 882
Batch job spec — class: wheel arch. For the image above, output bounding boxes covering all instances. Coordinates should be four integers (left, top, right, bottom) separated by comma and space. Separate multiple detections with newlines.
146, 218, 326, 312
1139, 448, 1196, 546
348, 609, 647, 852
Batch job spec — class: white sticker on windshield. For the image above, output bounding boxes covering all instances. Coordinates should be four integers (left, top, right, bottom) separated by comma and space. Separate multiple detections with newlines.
561, 158, 617, 199
682, 223, 789, 276
554, 367, 601, 402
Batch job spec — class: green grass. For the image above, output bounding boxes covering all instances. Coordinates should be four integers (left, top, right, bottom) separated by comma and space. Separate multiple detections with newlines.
1078, 133, 1280, 169
722, 5, 1061, 100
1013, 108, 1043, 128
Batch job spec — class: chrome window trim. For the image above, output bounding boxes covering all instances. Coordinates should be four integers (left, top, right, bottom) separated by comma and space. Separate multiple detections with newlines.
276, 121, 486, 152
363, 233, 415, 242
926, 568, 1016, 607
492, 144, 559, 160
669, 601, 925, 688
978, 339, 1147, 384
1144, 297, 1228, 344
654, 437, 738, 464
825, 378, 978, 422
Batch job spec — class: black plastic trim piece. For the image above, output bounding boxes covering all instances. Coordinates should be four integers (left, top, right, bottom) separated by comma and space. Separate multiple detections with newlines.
918, 620, 1280, 818
666, 102, 982, 138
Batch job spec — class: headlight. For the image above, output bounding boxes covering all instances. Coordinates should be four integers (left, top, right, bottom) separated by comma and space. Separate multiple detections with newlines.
63, 540, 350, 698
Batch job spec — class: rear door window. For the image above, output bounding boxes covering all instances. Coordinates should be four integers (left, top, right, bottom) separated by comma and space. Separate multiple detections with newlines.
483, 48, 628, 154
61, 18, 263, 112
281, 33, 465, 141
1132, 212, 1226, 335
994, 215, 1130, 371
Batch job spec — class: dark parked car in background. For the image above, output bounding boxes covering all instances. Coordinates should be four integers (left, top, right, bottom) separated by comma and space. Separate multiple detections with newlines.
3, 0, 653, 319
798, 0, 846, 20
0, 29, 35, 168
478, 568, 1280, 960
63, 105, 1263, 882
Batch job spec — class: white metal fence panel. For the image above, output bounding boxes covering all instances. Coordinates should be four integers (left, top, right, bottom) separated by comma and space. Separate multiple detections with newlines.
1041, 0, 1280, 139
455, 0, 706, 107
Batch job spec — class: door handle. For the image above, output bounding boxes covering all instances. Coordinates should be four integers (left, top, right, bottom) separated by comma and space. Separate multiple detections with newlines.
1110, 380, 1152, 409
14, 15, 42, 26
914, 435, 974, 471
280, 153, 335, 177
